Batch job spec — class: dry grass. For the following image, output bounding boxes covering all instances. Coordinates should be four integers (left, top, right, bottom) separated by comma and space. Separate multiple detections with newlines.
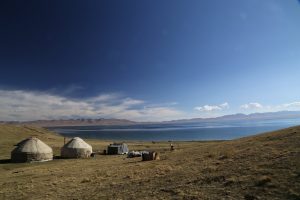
0, 124, 299, 199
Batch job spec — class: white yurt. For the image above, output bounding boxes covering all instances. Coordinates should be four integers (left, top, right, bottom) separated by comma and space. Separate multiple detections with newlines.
61, 137, 92, 158
11, 137, 53, 163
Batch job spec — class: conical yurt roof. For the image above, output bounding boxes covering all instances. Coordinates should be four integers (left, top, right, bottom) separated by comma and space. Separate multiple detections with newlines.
63, 137, 92, 151
13, 137, 52, 154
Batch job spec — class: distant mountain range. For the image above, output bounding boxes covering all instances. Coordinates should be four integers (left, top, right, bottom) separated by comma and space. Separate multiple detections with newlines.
1, 118, 136, 127
164, 111, 300, 124
1, 111, 300, 127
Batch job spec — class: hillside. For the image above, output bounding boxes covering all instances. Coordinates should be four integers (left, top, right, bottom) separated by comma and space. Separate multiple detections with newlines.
0, 125, 299, 199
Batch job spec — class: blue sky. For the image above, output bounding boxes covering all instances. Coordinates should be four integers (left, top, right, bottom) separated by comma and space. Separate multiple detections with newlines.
0, 0, 300, 121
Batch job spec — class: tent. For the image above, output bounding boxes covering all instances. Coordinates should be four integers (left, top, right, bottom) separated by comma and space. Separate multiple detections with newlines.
107, 143, 129, 155
61, 137, 92, 158
11, 137, 53, 163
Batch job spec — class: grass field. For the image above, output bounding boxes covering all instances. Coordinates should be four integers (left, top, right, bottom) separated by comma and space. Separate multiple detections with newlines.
0, 124, 299, 199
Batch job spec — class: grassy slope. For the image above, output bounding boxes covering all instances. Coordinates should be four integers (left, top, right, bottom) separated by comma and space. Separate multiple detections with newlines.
0, 125, 299, 200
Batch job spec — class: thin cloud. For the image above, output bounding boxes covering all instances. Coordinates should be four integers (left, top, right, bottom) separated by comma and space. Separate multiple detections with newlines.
283, 101, 300, 108
240, 101, 300, 112
220, 102, 229, 109
240, 102, 263, 110
88, 93, 120, 102
0, 90, 183, 122
143, 102, 178, 109
194, 102, 229, 112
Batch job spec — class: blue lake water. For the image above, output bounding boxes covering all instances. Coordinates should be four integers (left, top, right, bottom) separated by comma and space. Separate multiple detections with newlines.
48, 118, 300, 141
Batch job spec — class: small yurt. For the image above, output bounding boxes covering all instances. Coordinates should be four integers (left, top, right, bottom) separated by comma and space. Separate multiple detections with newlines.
11, 137, 53, 163
61, 137, 92, 158
107, 143, 129, 155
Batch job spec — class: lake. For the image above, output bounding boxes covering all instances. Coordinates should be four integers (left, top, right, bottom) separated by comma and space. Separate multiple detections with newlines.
48, 118, 300, 141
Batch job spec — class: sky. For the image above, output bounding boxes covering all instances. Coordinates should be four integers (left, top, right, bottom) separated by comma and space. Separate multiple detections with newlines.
0, 0, 300, 121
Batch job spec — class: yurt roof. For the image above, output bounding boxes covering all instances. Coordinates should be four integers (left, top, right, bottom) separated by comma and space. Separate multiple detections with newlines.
13, 137, 52, 154
63, 137, 92, 149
